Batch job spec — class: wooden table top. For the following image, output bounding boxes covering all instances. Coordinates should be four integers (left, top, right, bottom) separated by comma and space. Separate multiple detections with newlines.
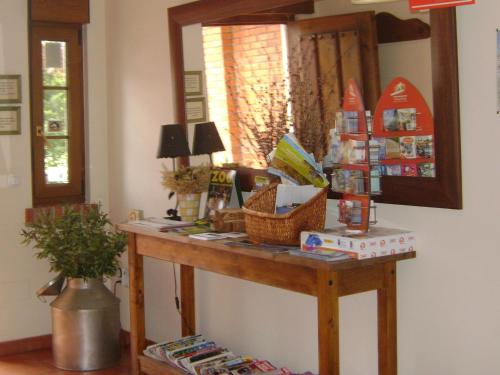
118, 223, 416, 272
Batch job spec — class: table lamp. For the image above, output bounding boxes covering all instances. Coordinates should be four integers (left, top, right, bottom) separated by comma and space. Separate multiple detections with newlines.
157, 124, 191, 221
157, 124, 191, 172
192, 122, 225, 164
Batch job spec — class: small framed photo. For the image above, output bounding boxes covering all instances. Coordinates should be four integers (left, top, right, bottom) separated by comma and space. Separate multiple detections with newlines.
185, 97, 207, 123
0, 107, 21, 135
0, 75, 22, 104
184, 71, 203, 96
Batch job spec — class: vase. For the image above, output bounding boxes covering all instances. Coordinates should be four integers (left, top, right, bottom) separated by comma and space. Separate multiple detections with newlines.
177, 193, 201, 222
50, 278, 121, 371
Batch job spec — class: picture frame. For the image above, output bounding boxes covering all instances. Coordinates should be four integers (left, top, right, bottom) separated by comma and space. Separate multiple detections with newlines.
0, 75, 22, 104
185, 97, 207, 123
184, 71, 203, 96
0, 107, 21, 135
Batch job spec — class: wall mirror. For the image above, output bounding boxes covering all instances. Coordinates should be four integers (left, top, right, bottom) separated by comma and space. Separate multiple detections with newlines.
168, 0, 462, 209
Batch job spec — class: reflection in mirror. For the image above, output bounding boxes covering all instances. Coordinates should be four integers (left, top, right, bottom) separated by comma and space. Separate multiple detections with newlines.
182, 0, 434, 173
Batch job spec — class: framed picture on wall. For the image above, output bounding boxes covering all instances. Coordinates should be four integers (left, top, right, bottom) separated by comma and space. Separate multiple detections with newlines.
0, 107, 21, 135
0, 75, 22, 104
185, 97, 207, 123
184, 71, 203, 96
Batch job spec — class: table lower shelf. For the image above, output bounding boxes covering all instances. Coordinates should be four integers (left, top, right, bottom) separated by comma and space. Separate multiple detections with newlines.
138, 354, 186, 375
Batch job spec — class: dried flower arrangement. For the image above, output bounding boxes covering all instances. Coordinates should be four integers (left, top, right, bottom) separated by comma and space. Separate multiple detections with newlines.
161, 165, 211, 194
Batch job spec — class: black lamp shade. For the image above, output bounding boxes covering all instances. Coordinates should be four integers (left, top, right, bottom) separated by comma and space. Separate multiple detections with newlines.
157, 124, 191, 158
192, 122, 225, 156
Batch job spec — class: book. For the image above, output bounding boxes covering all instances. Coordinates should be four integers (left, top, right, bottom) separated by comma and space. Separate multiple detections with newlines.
400, 136, 416, 159
204, 168, 242, 219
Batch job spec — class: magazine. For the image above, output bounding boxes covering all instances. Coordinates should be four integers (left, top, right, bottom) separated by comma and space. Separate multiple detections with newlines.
204, 168, 242, 219
144, 335, 296, 375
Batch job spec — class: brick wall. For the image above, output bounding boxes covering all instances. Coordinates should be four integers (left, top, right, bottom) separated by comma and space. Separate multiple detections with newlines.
202, 25, 287, 168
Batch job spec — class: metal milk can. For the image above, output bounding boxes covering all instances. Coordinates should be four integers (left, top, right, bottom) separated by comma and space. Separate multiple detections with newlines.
50, 278, 121, 371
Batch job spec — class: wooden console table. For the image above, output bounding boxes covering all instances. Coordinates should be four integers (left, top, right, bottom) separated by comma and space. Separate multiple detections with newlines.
118, 223, 415, 375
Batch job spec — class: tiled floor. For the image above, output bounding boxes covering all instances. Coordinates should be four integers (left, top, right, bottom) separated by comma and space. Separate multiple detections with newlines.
0, 349, 131, 375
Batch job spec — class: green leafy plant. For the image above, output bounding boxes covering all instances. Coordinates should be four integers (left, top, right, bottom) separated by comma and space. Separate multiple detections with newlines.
21, 206, 127, 279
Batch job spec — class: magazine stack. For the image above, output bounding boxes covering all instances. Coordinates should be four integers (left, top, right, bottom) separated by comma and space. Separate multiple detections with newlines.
143, 335, 310, 375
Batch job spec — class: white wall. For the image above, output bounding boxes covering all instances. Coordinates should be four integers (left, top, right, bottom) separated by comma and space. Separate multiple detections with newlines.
106, 1, 498, 374
0, 0, 49, 341
0, 0, 110, 341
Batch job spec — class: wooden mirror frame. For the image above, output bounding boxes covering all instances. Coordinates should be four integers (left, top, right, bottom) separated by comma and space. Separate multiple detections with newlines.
168, 0, 462, 209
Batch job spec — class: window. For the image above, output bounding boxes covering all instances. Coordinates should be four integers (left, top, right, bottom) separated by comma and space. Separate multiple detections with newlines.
30, 24, 85, 206
202, 25, 289, 168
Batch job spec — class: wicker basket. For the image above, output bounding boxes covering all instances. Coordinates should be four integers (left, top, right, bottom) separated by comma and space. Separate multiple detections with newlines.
242, 183, 328, 245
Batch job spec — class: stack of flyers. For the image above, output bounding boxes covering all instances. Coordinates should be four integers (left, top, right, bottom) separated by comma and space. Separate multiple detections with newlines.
370, 169, 381, 194
418, 162, 435, 177
399, 136, 416, 159
342, 111, 360, 133
415, 135, 433, 158
268, 134, 329, 188
370, 138, 386, 161
338, 199, 362, 225
383, 108, 417, 131
384, 137, 401, 159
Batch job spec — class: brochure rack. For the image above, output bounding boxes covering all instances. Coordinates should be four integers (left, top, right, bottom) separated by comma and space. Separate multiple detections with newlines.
332, 79, 380, 233
372, 77, 435, 178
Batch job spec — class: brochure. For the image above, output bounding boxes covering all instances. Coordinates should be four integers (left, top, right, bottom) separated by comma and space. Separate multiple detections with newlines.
268, 134, 329, 188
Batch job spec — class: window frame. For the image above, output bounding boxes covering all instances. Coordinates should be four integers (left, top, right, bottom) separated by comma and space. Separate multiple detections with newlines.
29, 22, 85, 206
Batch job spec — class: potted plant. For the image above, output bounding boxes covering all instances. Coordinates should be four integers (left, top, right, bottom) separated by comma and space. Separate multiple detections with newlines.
21, 205, 127, 371
161, 164, 211, 222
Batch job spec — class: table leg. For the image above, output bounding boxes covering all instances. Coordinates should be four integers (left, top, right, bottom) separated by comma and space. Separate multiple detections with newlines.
317, 269, 340, 375
377, 261, 397, 375
128, 233, 145, 375
180, 264, 196, 336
